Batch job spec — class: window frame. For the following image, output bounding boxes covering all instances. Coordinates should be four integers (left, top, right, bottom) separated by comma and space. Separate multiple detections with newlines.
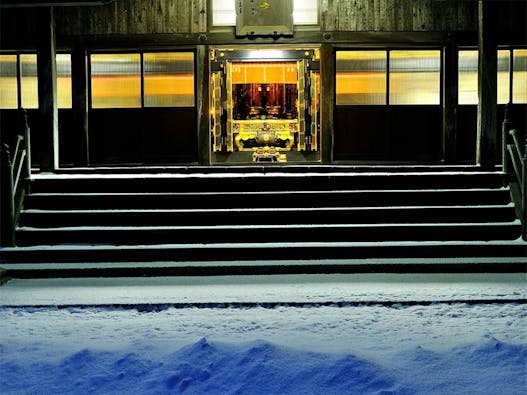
0, 51, 73, 110
88, 49, 197, 110
335, 47, 444, 107
457, 46, 527, 105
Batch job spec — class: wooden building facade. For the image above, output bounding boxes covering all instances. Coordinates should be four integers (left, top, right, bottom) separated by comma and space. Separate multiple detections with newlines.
0, 0, 526, 169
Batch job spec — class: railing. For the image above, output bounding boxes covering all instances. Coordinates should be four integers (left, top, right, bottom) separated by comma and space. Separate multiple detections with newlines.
502, 104, 527, 240
1, 110, 31, 247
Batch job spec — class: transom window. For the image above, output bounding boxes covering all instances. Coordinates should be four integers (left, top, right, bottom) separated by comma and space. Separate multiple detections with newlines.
211, 0, 318, 26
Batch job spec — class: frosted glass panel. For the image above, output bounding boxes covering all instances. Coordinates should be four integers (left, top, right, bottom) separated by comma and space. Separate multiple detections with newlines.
91, 54, 141, 108
458, 50, 478, 105
212, 0, 318, 26
20, 54, 38, 109
389, 50, 440, 105
57, 54, 72, 109
497, 50, 510, 104
336, 51, 387, 105
212, 0, 236, 26
513, 49, 527, 104
458, 50, 510, 105
144, 52, 195, 107
0, 55, 18, 109
293, 0, 318, 25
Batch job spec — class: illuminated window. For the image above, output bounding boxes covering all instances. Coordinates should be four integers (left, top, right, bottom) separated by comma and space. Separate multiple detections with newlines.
458, 50, 511, 105
293, 0, 318, 25
0, 55, 18, 109
57, 54, 72, 108
211, 0, 318, 26
513, 49, 527, 104
336, 51, 387, 105
144, 52, 195, 107
90, 54, 141, 108
497, 50, 510, 104
212, 0, 235, 26
458, 50, 478, 105
20, 54, 38, 109
389, 50, 440, 105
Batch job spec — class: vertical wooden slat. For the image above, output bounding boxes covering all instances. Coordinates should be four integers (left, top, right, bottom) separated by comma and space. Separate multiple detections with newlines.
373, 0, 381, 31
322, 0, 338, 31
477, 0, 498, 169
37, 7, 58, 172
71, 46, 90, 166
196, 46, 210, 164
319, 44, 334, 164
443, 39, 458, 163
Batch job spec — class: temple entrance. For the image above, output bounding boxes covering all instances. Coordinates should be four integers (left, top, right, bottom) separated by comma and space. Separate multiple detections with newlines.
210, 48, 320, 164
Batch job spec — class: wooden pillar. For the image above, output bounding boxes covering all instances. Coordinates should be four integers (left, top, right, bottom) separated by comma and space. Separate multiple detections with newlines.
476, 0, 498, 169
443, 38, 458, 163
319, 44, 335, 165
37, 7, 58, 172
196, 44, 210, 165
71, 46, 90, 166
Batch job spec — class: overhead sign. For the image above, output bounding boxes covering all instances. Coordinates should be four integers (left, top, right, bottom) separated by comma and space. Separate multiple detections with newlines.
236, 0, 294, 37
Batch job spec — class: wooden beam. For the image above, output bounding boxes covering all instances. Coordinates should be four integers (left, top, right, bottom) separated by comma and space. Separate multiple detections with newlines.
196, 45, 210, 165
476, 0, 498, 169
71, 46, 89, 166
37, 7, 59, 171
319, 44, 335, 164
442, 37, 458, 163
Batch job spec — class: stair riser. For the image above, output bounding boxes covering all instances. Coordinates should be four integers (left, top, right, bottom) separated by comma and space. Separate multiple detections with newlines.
2, 244, 525, 264
29, 173, 504, 193
24, 190, 511, 210
16, 224, 521, 245
19, 207, 518, 228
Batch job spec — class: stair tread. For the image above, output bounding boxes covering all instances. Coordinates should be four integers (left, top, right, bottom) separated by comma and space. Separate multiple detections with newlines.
26, 187, 510, 196
17, 220, 521, 231
3, 239, 526, 250
20, 204, 515, 214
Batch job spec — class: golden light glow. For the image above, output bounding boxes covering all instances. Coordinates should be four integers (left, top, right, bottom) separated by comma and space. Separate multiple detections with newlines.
513, 49, 527, 104
0, 55, 17, 109
144, 52, 194, 107
336, 51, 386, 105
231, 62, 297, 84
389, 50, 440, 105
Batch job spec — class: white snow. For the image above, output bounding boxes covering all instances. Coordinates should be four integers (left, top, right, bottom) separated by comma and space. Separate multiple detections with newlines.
1, 274, 526, 394
30, 170, 500, 180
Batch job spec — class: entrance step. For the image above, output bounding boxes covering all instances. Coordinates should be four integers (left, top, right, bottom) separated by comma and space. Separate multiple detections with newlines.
1, 167, 525, 278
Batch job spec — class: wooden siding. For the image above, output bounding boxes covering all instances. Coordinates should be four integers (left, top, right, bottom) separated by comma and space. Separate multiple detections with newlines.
1, 0, 525, 47
2, 0, 477, 40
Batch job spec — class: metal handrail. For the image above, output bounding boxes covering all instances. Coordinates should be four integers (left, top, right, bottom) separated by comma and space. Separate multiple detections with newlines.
502, 105, 527, 240
0, 110, 31, 247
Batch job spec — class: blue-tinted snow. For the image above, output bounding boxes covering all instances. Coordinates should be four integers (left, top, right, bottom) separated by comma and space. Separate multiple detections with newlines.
0, 296, 526, 394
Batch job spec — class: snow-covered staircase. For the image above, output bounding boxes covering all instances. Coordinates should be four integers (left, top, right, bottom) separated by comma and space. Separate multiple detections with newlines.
0, 166, 525, 277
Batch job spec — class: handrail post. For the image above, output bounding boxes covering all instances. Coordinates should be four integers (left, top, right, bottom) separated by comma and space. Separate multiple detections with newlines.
21, 109, 31, 181
1, 144, 16, 247
523, 133, 527, 240
502, 103, 512, 175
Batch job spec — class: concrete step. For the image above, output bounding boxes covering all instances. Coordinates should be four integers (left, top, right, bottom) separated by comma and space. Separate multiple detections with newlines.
1, 241, 525, 266
28, 172, 505, 193
15, 221, 522, 246
19, 205, 517, 228
24, 188, 512, 210
1, 258, 526, 279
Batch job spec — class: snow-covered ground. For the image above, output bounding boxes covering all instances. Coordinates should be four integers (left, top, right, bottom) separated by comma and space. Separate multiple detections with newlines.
1, 274, 526, 394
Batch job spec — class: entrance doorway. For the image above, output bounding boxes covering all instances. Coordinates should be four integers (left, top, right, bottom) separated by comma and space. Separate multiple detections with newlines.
210, 48, 320, 164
